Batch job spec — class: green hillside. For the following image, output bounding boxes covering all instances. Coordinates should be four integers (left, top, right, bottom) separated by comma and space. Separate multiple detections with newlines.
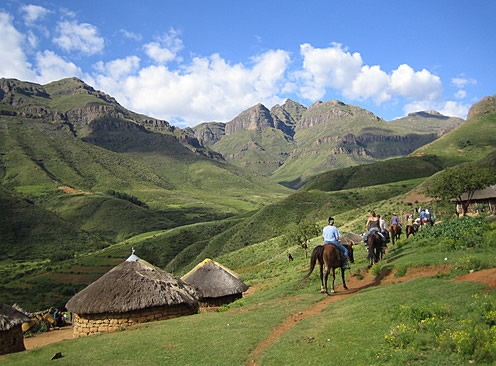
414, 95, 496, 165
2, 214, 495, 365
300, 155, 445, 192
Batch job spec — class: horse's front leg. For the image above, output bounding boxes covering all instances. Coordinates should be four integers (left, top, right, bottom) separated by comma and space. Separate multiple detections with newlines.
330, 268, 336, 294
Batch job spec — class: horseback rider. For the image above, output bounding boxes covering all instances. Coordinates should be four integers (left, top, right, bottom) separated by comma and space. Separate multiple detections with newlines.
323, 217, 350, 270
378, 215, 389, 245
391, 213, 400, 227
363, 210, 385, 245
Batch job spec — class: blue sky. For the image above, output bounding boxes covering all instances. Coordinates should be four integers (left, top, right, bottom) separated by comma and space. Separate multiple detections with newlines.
1, 0, 494, 127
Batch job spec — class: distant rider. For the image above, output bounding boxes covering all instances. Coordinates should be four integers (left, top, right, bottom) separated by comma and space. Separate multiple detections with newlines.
323, 217, 350, 269
363, 210, 384, 245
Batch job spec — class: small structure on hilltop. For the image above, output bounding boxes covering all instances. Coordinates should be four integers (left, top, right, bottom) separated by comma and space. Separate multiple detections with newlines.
66, 250, 199, 337
455, 185, 496, 215
0, 304, 29, 355
182, 259, 249, 309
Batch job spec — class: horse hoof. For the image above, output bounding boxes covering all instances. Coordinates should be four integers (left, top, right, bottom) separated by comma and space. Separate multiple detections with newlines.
331, 290, 335, 294
320, 289, 326, 294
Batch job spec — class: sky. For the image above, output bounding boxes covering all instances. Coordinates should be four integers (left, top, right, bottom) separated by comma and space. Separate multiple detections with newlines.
0, 0, 495, 127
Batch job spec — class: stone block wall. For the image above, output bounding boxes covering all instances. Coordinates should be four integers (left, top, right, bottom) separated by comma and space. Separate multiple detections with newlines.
72, 304, 196, 337
0, 326, 26, 355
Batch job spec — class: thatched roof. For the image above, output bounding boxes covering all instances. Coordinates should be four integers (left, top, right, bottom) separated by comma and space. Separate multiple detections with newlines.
181, 259, 249, 298
0, 304, 29, 331
340, 232, 363, 245
459, 185, 496, 201
66, 256, 199, 315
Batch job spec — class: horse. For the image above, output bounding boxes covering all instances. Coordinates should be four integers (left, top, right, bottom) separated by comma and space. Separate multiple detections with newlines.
367, 231, 383, 266
406, 225, 416, 238
304, 243, 354, 294
389, 224, 402, 245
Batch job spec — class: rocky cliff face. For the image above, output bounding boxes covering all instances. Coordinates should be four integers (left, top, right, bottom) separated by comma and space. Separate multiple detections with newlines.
467, 94, 496, 120
0, 77, 208, 158
224, 103, 277, 135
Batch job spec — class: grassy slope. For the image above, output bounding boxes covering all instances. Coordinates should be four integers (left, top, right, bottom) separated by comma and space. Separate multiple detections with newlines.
300, 155, 445, 192
211, 127, 296, 176
414, 109, 496, 166
2, 217, 495, 366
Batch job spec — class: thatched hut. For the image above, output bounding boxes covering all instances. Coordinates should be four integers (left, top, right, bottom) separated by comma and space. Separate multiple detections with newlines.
182, 259, 249, 309
340, 232, 363, 245
0, 304, 29, 355
66, 252, 199, 337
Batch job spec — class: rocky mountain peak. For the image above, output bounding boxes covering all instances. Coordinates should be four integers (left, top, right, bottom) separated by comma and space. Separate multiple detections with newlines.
225, 103, 275, 135
467, 94, 496, 120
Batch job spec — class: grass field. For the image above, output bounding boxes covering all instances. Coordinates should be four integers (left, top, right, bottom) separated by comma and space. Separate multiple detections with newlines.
1, 215, 495, 365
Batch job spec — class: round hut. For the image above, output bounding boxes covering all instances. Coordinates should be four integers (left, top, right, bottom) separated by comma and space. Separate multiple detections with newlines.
181, 259, 249, 309
66, 251, 199, 337
0, 304, 29, 355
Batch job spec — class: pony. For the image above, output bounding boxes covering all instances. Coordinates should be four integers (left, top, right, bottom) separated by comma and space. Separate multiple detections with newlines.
367, 231, 383, 266
389, 224, 401, 245
304, 243, 354, 294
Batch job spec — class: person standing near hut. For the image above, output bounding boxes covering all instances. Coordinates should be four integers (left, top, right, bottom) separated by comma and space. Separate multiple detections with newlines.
323, 217, 350, 269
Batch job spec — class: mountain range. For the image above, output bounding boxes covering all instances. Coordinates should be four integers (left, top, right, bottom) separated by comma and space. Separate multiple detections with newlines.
192, 98, 464, 187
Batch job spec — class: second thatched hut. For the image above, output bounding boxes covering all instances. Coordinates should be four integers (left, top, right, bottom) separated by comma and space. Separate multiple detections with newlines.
182, 259, 249, 308
66, 252, 199, 337
0, 304, 29, 355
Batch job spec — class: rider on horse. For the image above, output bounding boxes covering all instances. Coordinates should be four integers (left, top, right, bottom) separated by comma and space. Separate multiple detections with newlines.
363, 211, 386, 246
323, 217, 350, 270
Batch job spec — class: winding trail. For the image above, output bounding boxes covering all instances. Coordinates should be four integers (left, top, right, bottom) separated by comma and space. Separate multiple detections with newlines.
246, 270, 381, 366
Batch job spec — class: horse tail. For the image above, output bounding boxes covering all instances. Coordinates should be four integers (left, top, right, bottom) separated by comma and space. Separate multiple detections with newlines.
304, 245, 324, 279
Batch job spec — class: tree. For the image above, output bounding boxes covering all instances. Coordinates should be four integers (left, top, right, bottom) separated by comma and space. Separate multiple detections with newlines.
426, 164, 494, 215
284, 221, 320, 258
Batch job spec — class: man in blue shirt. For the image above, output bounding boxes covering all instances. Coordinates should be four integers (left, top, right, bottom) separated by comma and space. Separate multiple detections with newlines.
323, 217, 350, 269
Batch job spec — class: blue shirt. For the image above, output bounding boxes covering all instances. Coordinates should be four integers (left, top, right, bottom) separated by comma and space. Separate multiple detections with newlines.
323, 225, 340, 242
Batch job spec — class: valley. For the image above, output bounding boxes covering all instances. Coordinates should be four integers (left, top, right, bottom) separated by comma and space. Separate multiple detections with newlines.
0, 77, 495, 365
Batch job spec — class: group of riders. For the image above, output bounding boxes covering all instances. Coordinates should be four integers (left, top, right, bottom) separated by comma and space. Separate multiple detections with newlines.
322, 208, 435, 270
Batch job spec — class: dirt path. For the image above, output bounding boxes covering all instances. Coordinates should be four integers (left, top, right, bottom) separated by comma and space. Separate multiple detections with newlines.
455, 267, 496, 289
24, 327, 73, 350
246, 270, 380, 366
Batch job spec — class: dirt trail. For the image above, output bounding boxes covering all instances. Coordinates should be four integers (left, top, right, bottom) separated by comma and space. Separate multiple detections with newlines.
23, 327, 73, 350
246, 270, 380, 366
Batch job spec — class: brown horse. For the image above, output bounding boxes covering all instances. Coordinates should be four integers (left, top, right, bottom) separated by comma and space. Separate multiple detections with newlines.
389, 224, 401, 245
367, 231, 383, 266
406, 225, 416, 238
304, 243, 354, 294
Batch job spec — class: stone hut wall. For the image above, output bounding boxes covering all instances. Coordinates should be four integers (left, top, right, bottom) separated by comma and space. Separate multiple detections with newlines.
72, 304, 196, 337
0, 326, 26, 355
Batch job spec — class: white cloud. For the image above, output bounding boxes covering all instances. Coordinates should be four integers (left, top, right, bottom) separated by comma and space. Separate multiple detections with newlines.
0, 11, 35, 80
439, 101, 469, 119
297, 42, 362, 100
120, 29, 142, 41
35, 50, 84, 84
452, 76, 477, 88
344, 65, 391, 104
297, 43, 443, 108
144, 28, 183, 64
93, 56, 140, 79
403, 100, 469, 119
92, 49, 290, 125
454, 90, 467, 99
390, 64, 442, 101
21, 4, 50, 24
53, 20, 104, 55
